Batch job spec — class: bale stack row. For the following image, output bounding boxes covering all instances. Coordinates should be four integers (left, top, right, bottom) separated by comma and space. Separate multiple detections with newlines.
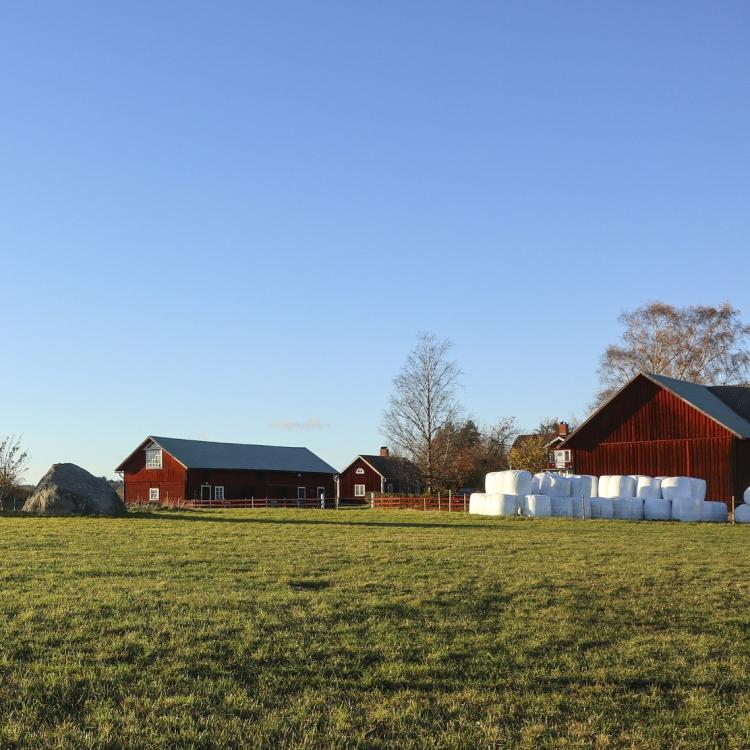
469, 470, 731, 522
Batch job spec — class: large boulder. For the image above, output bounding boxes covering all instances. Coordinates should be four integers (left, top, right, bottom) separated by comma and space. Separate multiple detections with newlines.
23, 463, 127, 516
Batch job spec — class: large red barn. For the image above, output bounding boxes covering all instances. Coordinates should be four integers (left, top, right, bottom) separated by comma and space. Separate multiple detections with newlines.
559, 372, 750, 503
116, 436, 338, 504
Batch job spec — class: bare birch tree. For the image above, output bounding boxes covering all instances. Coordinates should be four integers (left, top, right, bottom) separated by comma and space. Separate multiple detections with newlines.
597, 302, 750, 404
382, 332, 461, 493
0, 436, 29, 511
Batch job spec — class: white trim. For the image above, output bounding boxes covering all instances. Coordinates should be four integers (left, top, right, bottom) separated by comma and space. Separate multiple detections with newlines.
317, 486, 325, 499
200, 484, 211, 500
354, 484, 365, 497
214, 486, 225, 501
339, 455, 386, 478
149, 487, 159, 502
297, 486, 306, 499
355, 468, 365, 475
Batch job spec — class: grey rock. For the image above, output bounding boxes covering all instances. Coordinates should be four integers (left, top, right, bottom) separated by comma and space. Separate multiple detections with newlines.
23, 463, 127, 516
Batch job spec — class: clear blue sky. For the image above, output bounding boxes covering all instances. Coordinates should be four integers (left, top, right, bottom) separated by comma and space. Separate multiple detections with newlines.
1, 1, 748, 483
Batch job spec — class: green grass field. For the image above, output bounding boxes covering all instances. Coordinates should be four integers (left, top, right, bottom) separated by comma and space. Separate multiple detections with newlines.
1, 509, 749, 749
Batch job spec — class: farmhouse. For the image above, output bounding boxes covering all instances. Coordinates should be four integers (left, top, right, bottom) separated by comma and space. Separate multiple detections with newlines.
338, 447, 421, 500
558, 372, 750, 503
511, 422, 573, 472
116, 436, 338, 504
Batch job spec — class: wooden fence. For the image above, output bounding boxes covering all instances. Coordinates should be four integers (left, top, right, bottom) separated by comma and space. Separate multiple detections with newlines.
371, 494, 470, 512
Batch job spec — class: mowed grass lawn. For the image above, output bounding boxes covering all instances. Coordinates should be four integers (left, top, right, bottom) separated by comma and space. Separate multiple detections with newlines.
1, 510, 749, 749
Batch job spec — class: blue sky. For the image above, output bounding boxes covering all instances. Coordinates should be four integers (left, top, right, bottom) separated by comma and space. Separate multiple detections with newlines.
1, 1, 748, 482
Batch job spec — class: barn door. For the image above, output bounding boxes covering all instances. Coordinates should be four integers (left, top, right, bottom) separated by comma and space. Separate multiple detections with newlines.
200, 485, 211, 501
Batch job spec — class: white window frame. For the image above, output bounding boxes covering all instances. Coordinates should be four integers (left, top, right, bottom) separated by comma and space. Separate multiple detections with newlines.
149, 487, 159, 502
317, 486, 325, 499
354, 484, 365, 497
145, 448, 163, 469
297, 486, 306, 500
214, 486, 225, 501
355, 468, 365, 475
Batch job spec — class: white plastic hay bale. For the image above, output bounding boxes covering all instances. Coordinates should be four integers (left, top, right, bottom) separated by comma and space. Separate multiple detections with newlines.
540, 472, 571, 497
598, 475, 612, 497
550, 496, 574, 517
502, 470, 533, 496
701, 501, 728, 523
469, 493, 487, 515
590, 497, 614, 519
644, 498, 671, 521
661, 477, 693, 501
522, 494, 552, 518
570, 475, 598, 499
744, 487, 750, 504
570, 496, 592, 519
690, 478, 707, 502
637, 476, 662, 500
608, 475, 636, 498
484, 493, 519, 517
613, 497, 642, 520
484, 472, 504, 495
531, 473, 543, 494
735, 503, 750, 523
671, 496, 703, 522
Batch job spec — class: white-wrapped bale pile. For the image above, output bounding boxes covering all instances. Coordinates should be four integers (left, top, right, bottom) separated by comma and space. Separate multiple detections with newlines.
637, 476, 663, 500
550, 496, 574, 518
470, 470, 534, 516
570, 495, 592, 519
661, 476, 693, 501
469, 493, 488, 515
735, 490, 750, 522
522, 495, 552, 517
570, 475, 598, 499
484, 493, 519, 517
613, 497, 643, 521
608, 475, 637, 498
540, 472, 571, 497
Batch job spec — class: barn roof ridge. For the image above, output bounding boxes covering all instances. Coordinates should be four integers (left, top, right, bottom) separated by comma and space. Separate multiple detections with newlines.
560, 371, 750, 447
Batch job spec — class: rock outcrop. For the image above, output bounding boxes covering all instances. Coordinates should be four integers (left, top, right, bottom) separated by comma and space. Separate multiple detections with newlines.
23, 463, 127, 516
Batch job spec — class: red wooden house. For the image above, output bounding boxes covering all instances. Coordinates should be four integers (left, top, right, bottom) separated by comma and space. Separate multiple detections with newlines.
511, 422, 574, 472
116, 436, 338, 504
337, 447, 421, 500
558, 372, 750, 503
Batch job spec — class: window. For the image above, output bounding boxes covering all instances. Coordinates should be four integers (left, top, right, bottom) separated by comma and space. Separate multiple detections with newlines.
317, 487, 325, 499
146, 448, 162, 469
214, 486, 225, 501
355, 468, 365, 475
149, 488, 159, 502
387, 483, 393, 493
297, 487, 306, 500
354, 484, 365, 497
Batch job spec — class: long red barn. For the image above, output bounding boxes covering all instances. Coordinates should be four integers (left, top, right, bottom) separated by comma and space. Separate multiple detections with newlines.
559, 372, 750, 504
116, 436, 338, 504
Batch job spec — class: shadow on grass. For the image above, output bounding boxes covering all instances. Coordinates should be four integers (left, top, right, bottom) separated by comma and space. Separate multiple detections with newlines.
126, 510, 507, 531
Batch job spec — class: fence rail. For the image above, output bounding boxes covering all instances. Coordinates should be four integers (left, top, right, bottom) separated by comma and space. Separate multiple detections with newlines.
371, 495, 469, 512
125, 495, 469, 512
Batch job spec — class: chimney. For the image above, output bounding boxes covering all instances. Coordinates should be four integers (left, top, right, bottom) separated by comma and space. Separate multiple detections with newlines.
380, 446, 390, 457
558, 422, 569, 437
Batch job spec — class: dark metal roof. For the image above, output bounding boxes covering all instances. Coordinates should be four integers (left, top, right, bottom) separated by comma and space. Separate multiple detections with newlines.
149, 436, 338, 473
559, 371, 750, 447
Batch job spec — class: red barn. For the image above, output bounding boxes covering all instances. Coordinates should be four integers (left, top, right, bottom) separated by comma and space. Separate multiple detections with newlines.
338, 447, 421, 501
116, 436, 338, 504
559, 372, 750, 503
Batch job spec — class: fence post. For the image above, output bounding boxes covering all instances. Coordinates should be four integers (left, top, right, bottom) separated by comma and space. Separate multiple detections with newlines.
438, 492, 441, 512
423, 496, 426, 512
370, 492, 374, 509
464, 494, 467, 513
732, 495, 736, 525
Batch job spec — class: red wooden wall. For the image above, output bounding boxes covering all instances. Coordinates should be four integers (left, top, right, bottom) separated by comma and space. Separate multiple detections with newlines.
122, 448, 187, 504
338, 457, 383, 499
184, 469, 335, 501
568, 376, 737, 502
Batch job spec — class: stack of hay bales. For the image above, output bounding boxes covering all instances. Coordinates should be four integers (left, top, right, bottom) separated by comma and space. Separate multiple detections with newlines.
733, 488, 750, 523
470, 469, 734, 524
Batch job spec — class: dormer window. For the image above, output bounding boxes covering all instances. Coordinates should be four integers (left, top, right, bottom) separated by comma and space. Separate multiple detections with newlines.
356, 468, 365, 475
145, 446, 163, 469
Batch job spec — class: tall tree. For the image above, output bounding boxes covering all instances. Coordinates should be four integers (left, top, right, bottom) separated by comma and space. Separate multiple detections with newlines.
597, 302, 750, 404
382, 332, 462, 492
0, 436, 29, 511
